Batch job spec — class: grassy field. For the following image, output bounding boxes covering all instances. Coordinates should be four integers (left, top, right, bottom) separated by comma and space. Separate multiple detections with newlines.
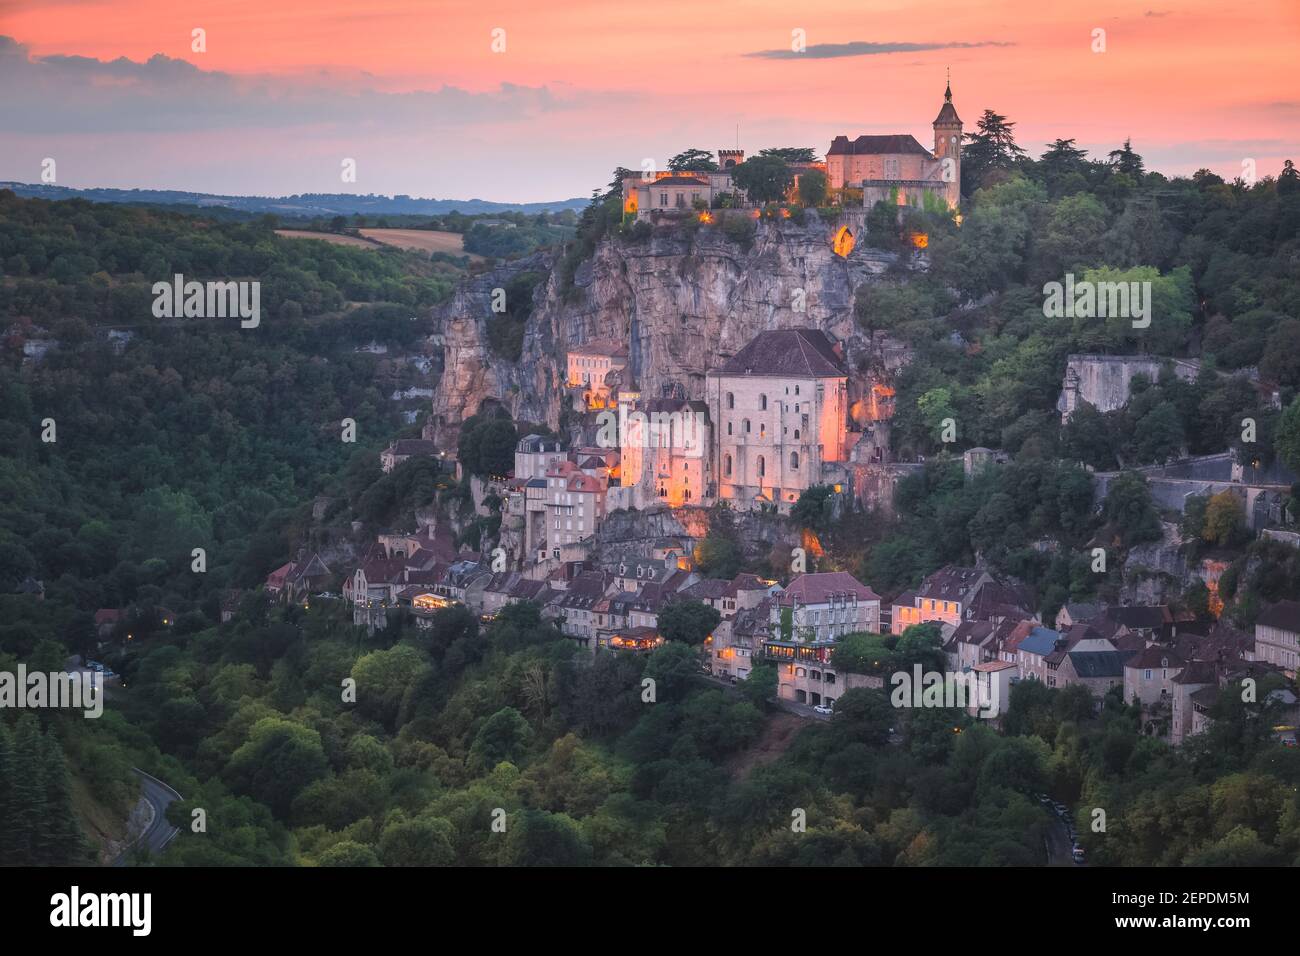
274, 227, 484, 261
360, 228, 483, 259
274, 229, 378, 248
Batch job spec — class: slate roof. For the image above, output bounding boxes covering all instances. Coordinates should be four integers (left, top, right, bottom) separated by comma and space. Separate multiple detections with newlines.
1258, 600, 1300, 633
1017, 626, 1060, 657
827, 134, 932, 157
715, 328, 847, 378
1105, 605, 1170, 630
1067, 650, 1126, 679
1125, 646, 1185, 670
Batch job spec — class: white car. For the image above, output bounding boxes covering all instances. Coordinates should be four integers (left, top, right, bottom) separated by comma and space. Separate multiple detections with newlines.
813, 704, 834, 715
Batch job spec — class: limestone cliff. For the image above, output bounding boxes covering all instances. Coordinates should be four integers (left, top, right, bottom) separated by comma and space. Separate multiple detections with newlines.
426, 213, 904, 446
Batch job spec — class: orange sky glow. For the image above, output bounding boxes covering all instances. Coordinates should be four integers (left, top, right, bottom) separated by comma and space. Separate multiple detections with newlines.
1, 0, 1296, 201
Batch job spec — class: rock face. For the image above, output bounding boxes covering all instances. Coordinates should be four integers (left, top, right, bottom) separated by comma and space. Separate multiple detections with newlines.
1057, 353, 1201, 421
426, 214, 902, 446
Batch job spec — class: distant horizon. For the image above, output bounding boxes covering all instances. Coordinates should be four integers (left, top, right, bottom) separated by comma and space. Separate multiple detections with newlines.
1, 0, 1297, 201
1, 180, 590, 209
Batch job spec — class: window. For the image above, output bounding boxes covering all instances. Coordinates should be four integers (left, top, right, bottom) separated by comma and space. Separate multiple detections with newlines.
744, 419, 751, 433
790, 452, 799, 469
659, 192, 668, 207
1144, 669, 1152, 680
727, 422, 732, 435
793, 429, 800, 439
757, 456, 765, 477
727, 392, 734, 409
795, 385, 800, 396
760, 394, 767, 410
724, 454, 732, 476
759, 423, 766, 439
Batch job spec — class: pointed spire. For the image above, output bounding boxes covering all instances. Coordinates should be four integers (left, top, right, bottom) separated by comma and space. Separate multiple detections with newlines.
945, 67, 952, 102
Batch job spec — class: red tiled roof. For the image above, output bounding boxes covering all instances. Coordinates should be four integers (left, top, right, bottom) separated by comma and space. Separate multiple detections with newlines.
777, 571, 879, 606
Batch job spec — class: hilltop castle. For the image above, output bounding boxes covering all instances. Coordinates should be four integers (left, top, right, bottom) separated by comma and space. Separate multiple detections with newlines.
825, 78, 962, 210
620, 80, 963, 216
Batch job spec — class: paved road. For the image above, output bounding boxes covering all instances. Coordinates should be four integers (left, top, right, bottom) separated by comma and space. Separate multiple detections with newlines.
112, 769, 182, 866
1042, 805, 1082, 866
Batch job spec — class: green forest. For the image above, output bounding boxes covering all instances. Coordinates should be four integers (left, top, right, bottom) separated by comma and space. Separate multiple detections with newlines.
1, 125, 1299, 866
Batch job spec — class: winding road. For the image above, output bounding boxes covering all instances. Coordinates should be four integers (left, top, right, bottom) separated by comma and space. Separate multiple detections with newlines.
112, 768, 182, 867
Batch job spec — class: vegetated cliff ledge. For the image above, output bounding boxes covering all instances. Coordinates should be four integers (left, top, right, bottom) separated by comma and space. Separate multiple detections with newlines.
426, 213, 905, 447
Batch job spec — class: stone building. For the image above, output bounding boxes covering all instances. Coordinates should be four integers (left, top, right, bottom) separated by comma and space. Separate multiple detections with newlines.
704, 328, 851, 513
566, 341, 628, 410
1255, 600, 1300, 677
825, 80, 962, 211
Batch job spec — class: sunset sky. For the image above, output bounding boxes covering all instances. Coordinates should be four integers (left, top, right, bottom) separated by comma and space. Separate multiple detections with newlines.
1, 0, 1296, 202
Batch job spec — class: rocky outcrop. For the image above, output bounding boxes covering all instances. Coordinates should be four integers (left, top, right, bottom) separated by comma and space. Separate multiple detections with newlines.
595, 504, 797, 562
1057, 354, 1201, 421
426, 215, 905, 446
1122, 520, 1187, 604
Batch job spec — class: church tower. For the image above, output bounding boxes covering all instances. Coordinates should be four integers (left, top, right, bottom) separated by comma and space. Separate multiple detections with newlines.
932, 73, 963, 206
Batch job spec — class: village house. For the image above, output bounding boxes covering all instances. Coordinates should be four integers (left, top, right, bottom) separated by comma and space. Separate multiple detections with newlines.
971, 660, 1017, 718
1123, 646, 1186, 708
94, 608, 124, 639
379, 438, 441, 474
538, 461, 607, 556
547, 570, 611, 649
1054, 602, 1101, 631
711, 596, 777, 680
680, 572, 776, 619
890, 566, 995, 635
1042, 625, 1129, 697
705, 328, 852, 514
825, 80, 963, 211
1013, 625, 1062, 684
1170, 660, 1219, 746
1254, 600, 1300, 677
947, 616, 1026, 673
771, 571, 881, 642
566, 341, 628, 410
620, 162, 740, 220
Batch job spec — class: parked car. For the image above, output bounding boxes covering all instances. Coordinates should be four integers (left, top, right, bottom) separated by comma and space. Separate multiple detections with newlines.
813, 703, 834, 715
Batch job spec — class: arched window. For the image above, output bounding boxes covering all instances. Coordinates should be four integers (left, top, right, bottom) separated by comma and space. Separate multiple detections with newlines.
759, 423, 766, 439
793, 428, 800, 439
743, 419, 751, 433
790, 452, 799, 469
758, 456, 766, 477
724, 454, 732, 476
760, 394, 767, 411
727, 422, 733, 435
726, 392, 734, 409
